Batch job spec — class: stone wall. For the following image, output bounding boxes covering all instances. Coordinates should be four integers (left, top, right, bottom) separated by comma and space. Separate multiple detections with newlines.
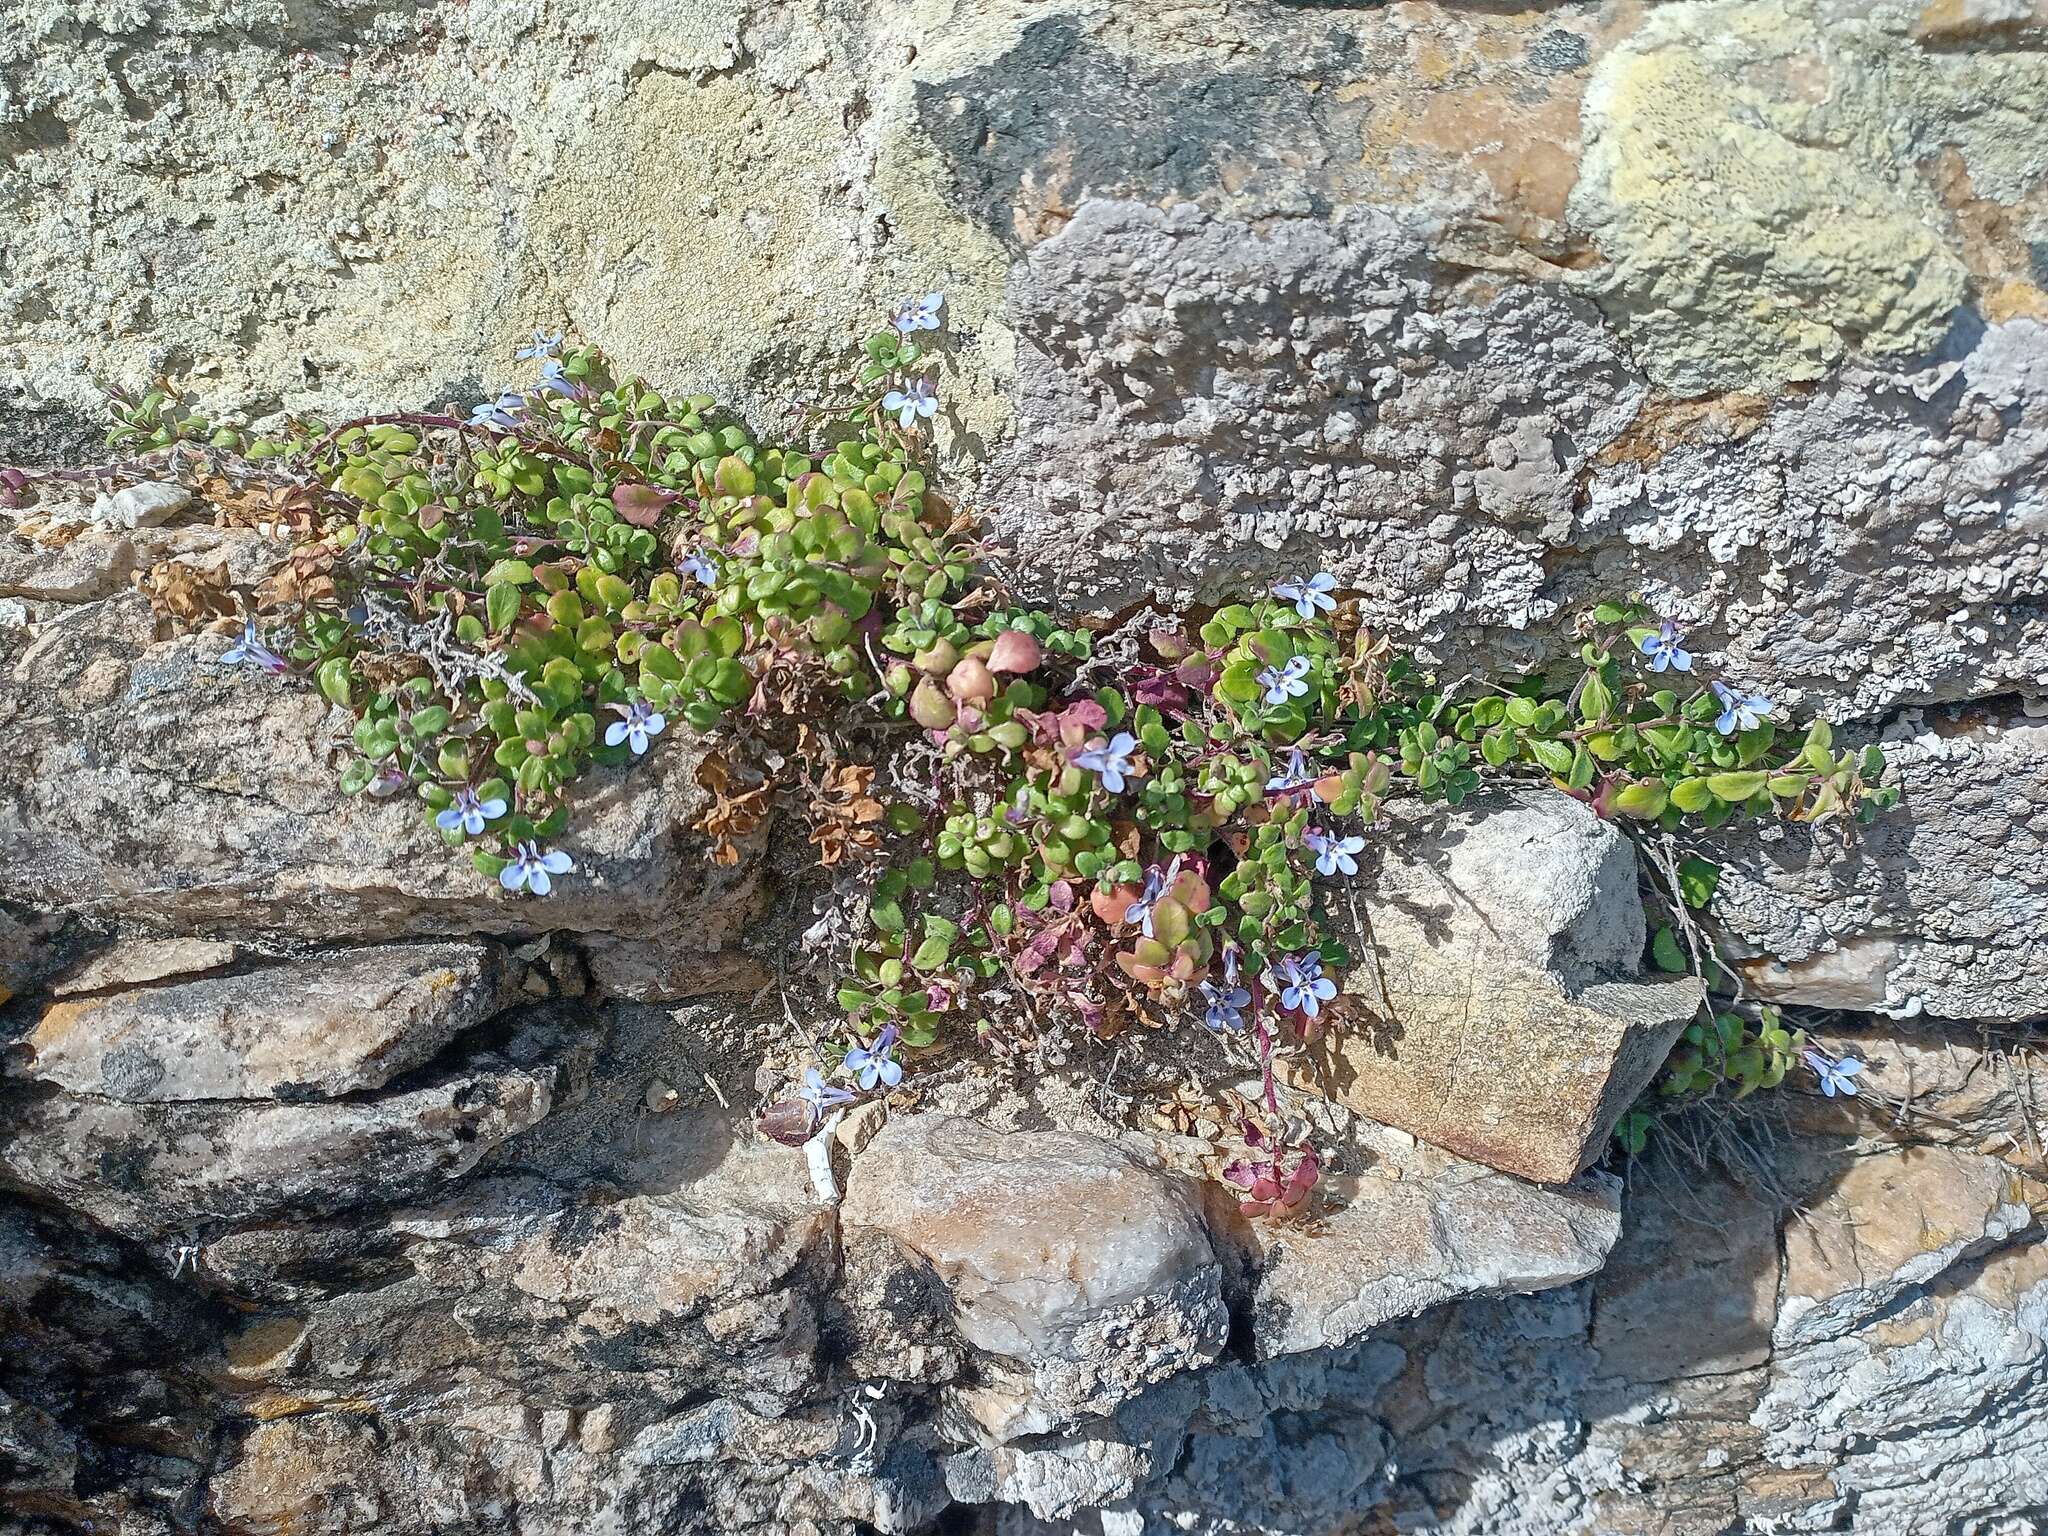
6, 0, 2044, 1024
3, 0, 2047, 1533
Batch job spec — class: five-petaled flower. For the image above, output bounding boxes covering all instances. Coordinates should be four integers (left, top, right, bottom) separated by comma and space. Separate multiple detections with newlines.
537, 359, 576, 396
1267, 951, 1338, 1020
1304, 826, 1365, 878
469, 392, 524, 431
881, 377, 939, 429
1074, 732, 1140, 794
799, 1066, 856, 1127
606, 696, 666, 756
1198, 975, 1252, 1032
1272, 573, 1337, 621
890, 292, 944, 333
222, 619, 288, 676
1638, 619, 1694, 674
516, 329, 565, 361
1266, 747, 1314, 795
1258, 655, 1313, 707
1711, 680, 1774, 736
677, 550, 718, 588
436, 787, 508, 838
845, 1024, 904, 1091
501, 841, 573, 896
1803, 1049, 1864, 1098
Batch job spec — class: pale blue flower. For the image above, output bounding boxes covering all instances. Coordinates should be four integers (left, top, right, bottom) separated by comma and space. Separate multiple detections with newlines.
890, 292, 944, 333
1266, 748, 1314, 794
845, 1024, 904, 1091
516, 329, 565, 361
436, 787, 508, 837
881, 377, 939, 429
1074, 732, 1140, 793
1267, 952, 1337, 1020
677, 550, 718, 588
222, 619, 288, 676
501, 841, 572, 896
1712, 681, 1774, 736
1304, 826, 1365, 878
1803, 1050, 1864, 1099
1638, 620, 1693, 674
1258, 655, 1313, 707
799, 1066, 856, 1127
1199, 978, 1252, 1032
605, 697, 666, 755
1272, 573, 1337, 620
469, 393, 524, 431
538, 359, 575, 396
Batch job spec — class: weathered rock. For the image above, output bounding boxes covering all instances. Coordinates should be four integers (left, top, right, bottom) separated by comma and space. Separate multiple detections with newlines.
843, 1115, 1227, 1441
48, 936, 239, 997
1212, 1122, 1623, 1361
0, 593, 765, 946
1776, 1018, 2048, 1175
1286, 794, 1701, 1183
86, 483, 191, 530
0, 1058, 556, 1236
19, 941, 517, 1100
1754, 1143, 2048, 1529
1714, 712, 2048, 1023
1590, 1170, 1783, 1383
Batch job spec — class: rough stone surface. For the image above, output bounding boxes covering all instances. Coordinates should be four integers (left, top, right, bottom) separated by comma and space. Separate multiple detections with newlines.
47, 937, 239, 998
1716, 710, 2048, 1022
1213, 1121, 1623, 1360
18, 941, 518, 1100
843, 1115, 1228, 1442
0, 588, 765, 946
4, 0, 2048, 1531
1287, 794, 1702, 1182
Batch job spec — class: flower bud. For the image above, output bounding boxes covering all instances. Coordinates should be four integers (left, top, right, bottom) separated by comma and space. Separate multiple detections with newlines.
947, 655, 996, 705
909, 676, 957, 729
912, 638, 958, 677
988, 628, 1043, 674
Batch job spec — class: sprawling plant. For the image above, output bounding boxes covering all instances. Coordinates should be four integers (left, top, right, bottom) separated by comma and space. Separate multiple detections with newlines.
12, 300, 1895, 1192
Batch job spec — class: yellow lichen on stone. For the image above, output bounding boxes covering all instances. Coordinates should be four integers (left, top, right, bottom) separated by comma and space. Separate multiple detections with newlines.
1570, 0, 1979, 395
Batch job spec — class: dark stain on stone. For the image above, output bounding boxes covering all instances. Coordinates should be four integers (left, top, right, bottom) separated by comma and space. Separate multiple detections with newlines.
0, 399, 108, 469
914, 18, 1344, 248
547, 1196, 625, 1257
99, 1045, 167, 1099
1527, 28, 1591, 73
2029, 241, 2048, 288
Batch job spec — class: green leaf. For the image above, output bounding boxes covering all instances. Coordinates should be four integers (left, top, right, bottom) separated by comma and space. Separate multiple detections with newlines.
1651, 925, 1689, 974
1705, 771, 1769, 801
1676, 856, 1720, 910
1670, 777, 1715, 813
317, 656, 356, 708
486, 581, 522, 633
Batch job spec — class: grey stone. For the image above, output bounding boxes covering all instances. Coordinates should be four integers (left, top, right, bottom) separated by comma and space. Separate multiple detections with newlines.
0, 1057, 558, 1237
843, 1115, 1228, 1441
85, 482, 192, 531
1214, 1121, 1623, 1361
21, 941, 518, 1100
1712, 713, 2048, 1023
49, 937, 240, 997
0, 593, 766, 947
1284, 794, 1700, 1182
